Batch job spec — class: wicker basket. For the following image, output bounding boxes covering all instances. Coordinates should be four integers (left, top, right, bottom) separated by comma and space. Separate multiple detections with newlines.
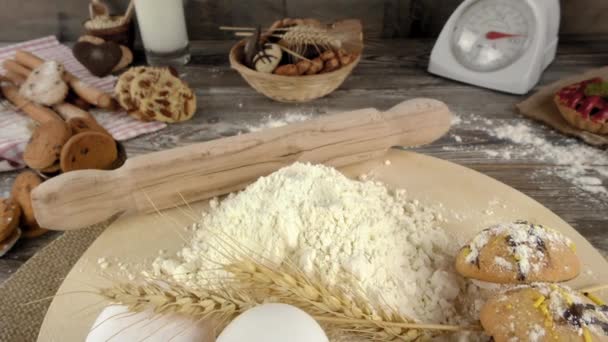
229, 40, 361, 103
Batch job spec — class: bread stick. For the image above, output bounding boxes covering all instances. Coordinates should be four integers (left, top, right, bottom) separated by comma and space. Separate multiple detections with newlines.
3, 59, 31, 78
0, 84, 63, 123
3, 71, 25, 85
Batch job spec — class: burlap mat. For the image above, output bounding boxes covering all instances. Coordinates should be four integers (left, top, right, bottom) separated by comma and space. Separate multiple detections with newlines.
517, 66, 608, 147
0, 223, 107, 342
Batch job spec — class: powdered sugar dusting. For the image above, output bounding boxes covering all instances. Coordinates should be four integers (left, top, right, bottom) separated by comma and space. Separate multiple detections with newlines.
494, 256, 513, 271
465, 221, 572, 279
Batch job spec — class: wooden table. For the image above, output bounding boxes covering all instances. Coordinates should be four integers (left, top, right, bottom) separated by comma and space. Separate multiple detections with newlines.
1, 36, 606, 284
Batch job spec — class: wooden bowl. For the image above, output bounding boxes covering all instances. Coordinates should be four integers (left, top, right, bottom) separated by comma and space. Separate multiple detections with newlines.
229, 40, 361, 103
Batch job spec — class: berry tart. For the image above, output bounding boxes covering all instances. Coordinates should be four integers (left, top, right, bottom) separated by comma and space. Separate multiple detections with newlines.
554, 77, 608, 134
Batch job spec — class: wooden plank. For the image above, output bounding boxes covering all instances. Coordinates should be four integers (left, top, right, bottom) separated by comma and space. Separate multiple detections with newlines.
1, 0, 608, 41
0, 37, 606, 284
285, 0, 385, 38
0, 0, 60, 41
561, 0, 608, 35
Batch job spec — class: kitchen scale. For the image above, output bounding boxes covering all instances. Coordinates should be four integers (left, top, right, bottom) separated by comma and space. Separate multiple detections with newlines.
428, 0, 560, 94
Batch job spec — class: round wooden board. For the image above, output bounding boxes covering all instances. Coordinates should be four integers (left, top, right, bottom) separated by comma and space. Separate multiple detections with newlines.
38, 149, 608, 341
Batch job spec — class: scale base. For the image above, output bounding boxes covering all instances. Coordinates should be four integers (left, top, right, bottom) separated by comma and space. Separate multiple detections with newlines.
428, 37, 557, 95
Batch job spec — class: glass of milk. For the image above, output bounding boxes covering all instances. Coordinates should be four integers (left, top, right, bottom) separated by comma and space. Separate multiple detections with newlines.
134, 0, 190, 66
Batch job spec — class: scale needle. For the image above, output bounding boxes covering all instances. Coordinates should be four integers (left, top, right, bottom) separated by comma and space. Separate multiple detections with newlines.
485, 31, 525, 40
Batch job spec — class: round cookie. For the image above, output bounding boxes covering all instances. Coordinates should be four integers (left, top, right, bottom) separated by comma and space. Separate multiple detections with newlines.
135, 69, 196, 123
10, 171, 42, 229
115, 66, 195, 122
60, 131, 118, 172
19, 61, 69, 106
39, 162, 61, 174
128, 67, 163, 112
115, 66, 149, 111
0, 198, 20, 242
21, 226, 49, 239
23, 120, 72, 170
480, 284, 608, 342
67, 117, 109, 136
455, 221, 579, 284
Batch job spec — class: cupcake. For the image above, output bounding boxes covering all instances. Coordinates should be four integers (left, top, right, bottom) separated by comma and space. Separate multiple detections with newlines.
554, 77, 608, 134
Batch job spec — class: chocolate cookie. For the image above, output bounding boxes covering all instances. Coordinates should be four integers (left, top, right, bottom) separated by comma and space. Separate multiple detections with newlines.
456, 221, 579, 284
60, 131, 118, 172
10, 171, 42, 229
0, 198, 20, 242
73, 41, 123, 77
480, 284, 608, 342
23, 120, 72, 170
78, 35, 105, 45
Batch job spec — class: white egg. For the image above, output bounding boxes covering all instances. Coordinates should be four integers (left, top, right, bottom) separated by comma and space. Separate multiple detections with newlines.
86, 305, 213, 342
217, 303, 329, 342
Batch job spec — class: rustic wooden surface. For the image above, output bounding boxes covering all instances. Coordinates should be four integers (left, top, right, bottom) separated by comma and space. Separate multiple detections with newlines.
1, 36, 607, 284
0, 0, 607, 41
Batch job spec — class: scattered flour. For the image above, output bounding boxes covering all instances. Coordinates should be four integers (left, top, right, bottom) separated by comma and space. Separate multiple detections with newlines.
245, 112, 312, 132
197, 111, 313, 138
153, 163, 478, 325
448, 114, 608, 199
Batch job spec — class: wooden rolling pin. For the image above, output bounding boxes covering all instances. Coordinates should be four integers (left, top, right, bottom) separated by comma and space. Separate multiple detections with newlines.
31, 98, 452, 230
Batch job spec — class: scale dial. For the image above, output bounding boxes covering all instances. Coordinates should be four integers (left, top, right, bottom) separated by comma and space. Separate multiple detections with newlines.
451, 0, 535, 72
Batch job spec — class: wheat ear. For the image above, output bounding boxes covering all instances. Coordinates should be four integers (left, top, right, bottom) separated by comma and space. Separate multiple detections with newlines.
100, 279, 476, 342
277, 25, 340, 55
99, 281, 258, 332
224, 260, 479, 340
99, 258, 479, 340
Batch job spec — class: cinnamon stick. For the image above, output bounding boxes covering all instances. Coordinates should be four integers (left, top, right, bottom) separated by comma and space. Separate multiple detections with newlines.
0, 84, 63, 124
14, 50, 114, 109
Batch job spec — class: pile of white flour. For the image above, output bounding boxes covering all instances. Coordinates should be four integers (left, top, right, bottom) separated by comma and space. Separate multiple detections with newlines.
153, 163, 472, 324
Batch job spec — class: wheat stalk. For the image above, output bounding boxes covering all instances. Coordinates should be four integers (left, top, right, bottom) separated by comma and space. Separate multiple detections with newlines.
99, 258, 479, 341
226, 260, 420, 340
224, 259, 479, 340
276, 25, 340, 56
99, 281, 258, 332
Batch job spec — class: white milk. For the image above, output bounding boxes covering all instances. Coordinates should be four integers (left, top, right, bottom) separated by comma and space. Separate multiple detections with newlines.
134, 0, 189, 54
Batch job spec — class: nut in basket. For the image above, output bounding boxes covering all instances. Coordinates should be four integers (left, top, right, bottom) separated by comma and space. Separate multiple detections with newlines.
226, 18, 363, 102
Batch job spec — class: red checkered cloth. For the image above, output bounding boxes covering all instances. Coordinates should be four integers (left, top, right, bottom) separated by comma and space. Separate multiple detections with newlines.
0, 36, 166, 171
